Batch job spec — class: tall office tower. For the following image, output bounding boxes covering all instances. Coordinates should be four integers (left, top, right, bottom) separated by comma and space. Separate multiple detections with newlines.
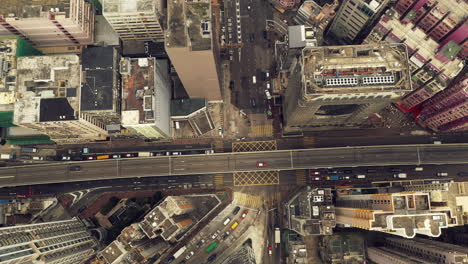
368, 237, 468, 264
365, 1, 466, 110
0, 0, 94, 47
102, 0, 164, 42
283, 44, 412, 131
121, 57, 171, 139
416, 76, 468, 132
13, 55, 108, 143
166, 0, 222, 100
293, 0, 339, 44
326, 0, 391, 44
0, 218, 97, 264
334, 191, 452, 238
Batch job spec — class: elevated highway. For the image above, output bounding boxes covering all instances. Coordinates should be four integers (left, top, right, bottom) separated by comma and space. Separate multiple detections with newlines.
1, 144, 467, 187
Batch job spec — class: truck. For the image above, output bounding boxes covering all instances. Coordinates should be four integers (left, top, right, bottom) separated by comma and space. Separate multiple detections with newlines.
21, 147, 37, 153
275, 228, 281, 244
0, 154, 13, 160
138, 152, 153, 157
172, 246, 187, 259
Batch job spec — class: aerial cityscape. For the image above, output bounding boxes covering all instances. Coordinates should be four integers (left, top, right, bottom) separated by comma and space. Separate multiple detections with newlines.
0, 0, 466, 263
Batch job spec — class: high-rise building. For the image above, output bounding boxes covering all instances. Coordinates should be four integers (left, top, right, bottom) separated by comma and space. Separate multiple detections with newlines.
416, 76, 467, 132
283, 44, 412, 131
326, 0, 391, 44
121, 57, 171, 139
165, 0, 222, 100
13, 54, 108, 143
0, 218, 97, 264
284, 187, 336, 236
365, 1, 466, 110
368, 237, 468, 264
0, 0, 94, 47
293, 0, 339, 45
102, 0, 164, 42
335, 191, 452, 238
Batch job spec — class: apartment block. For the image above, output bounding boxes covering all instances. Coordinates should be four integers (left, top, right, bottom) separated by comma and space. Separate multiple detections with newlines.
416, 76, 468, 132
283, 44, 412, 131
166, 0, 222, 100
102, 0, 164, 42
327, 0, 391, 44
365, 4, 465, 110
0, 0, 94, 47
12, 54, 108, 143
394, 0, 467, 60
285, 187, 336, 236
335, 192, 451, 238
121, 57, 171, 139
369, 237, 468, 264
0, 218, 97, 264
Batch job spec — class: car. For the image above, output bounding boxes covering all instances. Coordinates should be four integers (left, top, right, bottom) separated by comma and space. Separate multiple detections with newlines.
223, 217, 231, 226
124, 153, 135, 158
341, 176, 351, 180
241, 210, 248, 219
20, 155, 32, 160
263, 30, 268, 39
356, 174, 366, 179
250, 98, 256, 107
268, 246, 273, 256
437, 172, 448, 177
112, 154, 121, 159
232, 206, 241, 215
195, 239, 206, 249
367, 169, 377, 173
87, 156, 96, 160
312, 176, 321, 181
390, 168, 403, 173
62, 156, 70, 161
394, 173, 407, 178
249, 33, 255, 42
185, 251, 194, 260
207, 254, 217, 263
211, 230, 220, 239
69, 166, 81, 171
222, 231, 230, 240
256, 162, 266, 167
310, 170, 320, 175
281, 19, 288, 24
166, 257, 175, 264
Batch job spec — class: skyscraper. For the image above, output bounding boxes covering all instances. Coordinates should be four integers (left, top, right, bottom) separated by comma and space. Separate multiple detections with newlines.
0, 0, 94, 47
165, 0, 222, 100
102, 0, 165, 42
368, 237, 468, 264
334, 191, 451, 238
326, 0, 391, 44
365, 0, 466, 110
283, 44, 412, 131
0, 218, 97, 264
416, 76, 467, 132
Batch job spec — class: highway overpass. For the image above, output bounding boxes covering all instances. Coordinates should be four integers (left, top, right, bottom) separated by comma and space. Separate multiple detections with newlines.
0, 144, 467, 187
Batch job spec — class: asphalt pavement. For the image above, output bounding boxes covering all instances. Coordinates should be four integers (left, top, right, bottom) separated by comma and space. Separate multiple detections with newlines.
1, 144, 468, 187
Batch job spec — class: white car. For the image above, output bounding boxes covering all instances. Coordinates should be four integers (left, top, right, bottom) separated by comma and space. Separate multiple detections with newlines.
437, 172, 448, 177
185, 251, 194, 260
62, 156, 70, 161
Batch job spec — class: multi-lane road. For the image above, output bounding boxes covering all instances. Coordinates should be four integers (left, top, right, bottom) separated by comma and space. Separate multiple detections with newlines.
1, 144, 468, 187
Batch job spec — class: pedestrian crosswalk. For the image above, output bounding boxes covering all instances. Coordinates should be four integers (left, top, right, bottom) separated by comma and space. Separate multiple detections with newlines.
296, 170, 307, 185
233, 192, 263, 208
214, 174, 224, 187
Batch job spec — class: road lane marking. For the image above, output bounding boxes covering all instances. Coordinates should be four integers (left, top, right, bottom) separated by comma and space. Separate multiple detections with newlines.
290, 151, 294, 168
0, 176, 15, 179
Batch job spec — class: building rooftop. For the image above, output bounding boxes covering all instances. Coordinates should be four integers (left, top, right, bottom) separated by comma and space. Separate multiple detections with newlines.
288, 25, 318, 49
302, 44, 412, 95
81, 47, 118, 112
374, 11, 463, 80
13, 54, 80, 124
0, 38, 18, 112
102, 0, 155, 13
296, 0, 338, 29
166, 0, 212, 50
171, 98, 207, 117
100, 241, 125, 264
39, 98, 75, 122
1, 0, 71, 18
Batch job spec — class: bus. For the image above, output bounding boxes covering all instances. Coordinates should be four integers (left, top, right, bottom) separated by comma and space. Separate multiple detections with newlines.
96, 155, 110, 160
205, 241, 219, 253
173, 246, 187, 259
